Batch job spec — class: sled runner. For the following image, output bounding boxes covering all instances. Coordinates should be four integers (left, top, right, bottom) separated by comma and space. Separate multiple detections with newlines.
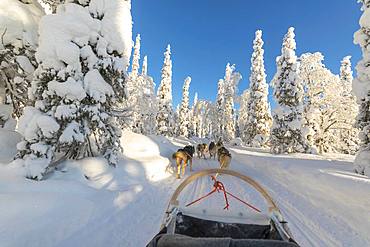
147, 169, 299, 247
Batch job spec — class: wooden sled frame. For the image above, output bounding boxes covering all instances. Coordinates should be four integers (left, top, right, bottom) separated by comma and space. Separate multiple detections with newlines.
168, 168, 279, 213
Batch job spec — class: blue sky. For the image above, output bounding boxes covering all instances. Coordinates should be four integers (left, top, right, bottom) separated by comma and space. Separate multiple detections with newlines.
132, 0, 362, 108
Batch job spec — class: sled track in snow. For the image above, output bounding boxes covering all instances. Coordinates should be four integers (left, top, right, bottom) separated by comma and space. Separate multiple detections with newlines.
227, 148, 369, 247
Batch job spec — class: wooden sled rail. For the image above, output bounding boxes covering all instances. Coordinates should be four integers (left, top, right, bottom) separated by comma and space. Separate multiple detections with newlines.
168, 168, 280, 213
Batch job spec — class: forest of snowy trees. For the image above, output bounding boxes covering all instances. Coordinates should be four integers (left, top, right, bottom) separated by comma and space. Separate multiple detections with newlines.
0, 0, 369, 178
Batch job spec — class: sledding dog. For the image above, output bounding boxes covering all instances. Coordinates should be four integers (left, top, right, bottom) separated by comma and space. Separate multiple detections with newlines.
216, 139, 223, 149
217, 146, 232, 169
208, 141, 217, 159
172, 145, 195, 179
209, 139, 223, 160
196, 143, 208, 159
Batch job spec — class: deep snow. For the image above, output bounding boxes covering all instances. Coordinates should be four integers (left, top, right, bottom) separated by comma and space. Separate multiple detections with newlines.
0, 131, 369, 247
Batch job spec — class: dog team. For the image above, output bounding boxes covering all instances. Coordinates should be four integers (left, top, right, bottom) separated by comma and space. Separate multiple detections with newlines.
172, 139, 232, 179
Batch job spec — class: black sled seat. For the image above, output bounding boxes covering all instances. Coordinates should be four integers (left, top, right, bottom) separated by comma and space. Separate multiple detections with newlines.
156, 234, 299, 247
146, 213, 299, 247
174, 214, 275, 239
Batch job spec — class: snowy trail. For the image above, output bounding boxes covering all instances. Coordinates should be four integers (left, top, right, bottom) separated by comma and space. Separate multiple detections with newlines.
227, 147, 370, 247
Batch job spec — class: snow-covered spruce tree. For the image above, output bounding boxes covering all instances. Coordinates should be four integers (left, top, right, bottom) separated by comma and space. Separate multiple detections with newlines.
174, 104, 180, 135
243, 30, 272, 147
0, 0, 44, 128
124, 36, 157, 134
178, 76, 191, 137
223, 64, 235, 142
14, 0, 133, 179
192, 99, 213, 138
270, 27, 305, 154
353, 0, 370, 176
200, 100, 213, 138
337, 56, 359, 154
238, 89, 250, 141
214, 78, 225, 139
130, 34, 140, 78
203, 101, 215, 138
223, 64, 242, 142
156, 44, 174, 136
192, 103, 200, 138
299, 52, 343, 154
126, 34, 142, 133
189, 92, 198, 137
214, 63, 241, 141
140, 55, 157, 135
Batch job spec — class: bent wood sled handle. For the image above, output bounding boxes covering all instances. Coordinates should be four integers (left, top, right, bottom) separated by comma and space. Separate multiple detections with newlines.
168, 168, 280, 213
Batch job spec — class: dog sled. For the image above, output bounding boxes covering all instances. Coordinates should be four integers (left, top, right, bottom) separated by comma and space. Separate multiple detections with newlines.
147, 169, 299, 247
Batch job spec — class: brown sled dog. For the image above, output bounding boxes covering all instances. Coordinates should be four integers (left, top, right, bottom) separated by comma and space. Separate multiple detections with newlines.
172, 145, 195, 179
217, 146, 232, 169
196, 143, 208, 159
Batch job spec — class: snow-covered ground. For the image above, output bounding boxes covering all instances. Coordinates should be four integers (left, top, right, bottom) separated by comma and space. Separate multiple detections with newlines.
0, 131, 369, 247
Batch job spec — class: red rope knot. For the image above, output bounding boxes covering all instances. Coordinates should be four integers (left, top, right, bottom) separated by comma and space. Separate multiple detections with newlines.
185, 175, 261, 213
211, 176, 230, 210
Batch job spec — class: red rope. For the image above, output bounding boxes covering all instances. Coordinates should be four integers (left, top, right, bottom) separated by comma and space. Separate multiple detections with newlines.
225, 191, 261, 213
185, 175, 261, 213
185, 187, 217, 207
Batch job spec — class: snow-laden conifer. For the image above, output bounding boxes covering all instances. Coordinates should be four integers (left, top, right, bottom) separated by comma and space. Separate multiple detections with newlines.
238, 89, 250, 141
223, 64, 241, 142
270, 27, 305, 154
192, 99, 213, 138
353, 0, 370, 176
337, 56, 359, 154
14, 0, 133, 179
300, 52, 343, 154
223, 63, 235, 141
156, 44, 174, 136
190, 92, 198, 137
178, 76, 191, 137
126, 34, 142, 132
214, 63, 241, 141
131, 34, 140, 78
140, 55, 157, 135
214, 79, 225, 139
243, 30, 272, 147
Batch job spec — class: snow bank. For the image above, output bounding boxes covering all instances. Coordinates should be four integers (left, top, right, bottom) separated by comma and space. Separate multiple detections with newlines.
229, 137, 243, 146
122, 130, 174, 182
354, 150, 370, 176
0, 0, 44, 49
